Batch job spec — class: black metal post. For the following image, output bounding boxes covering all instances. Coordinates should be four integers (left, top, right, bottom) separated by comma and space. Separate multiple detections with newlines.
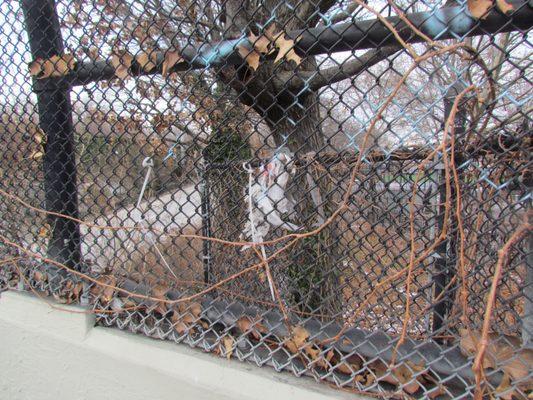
432, 83, 466, 334
21, 0, 81, 268
200, 163, 212, 284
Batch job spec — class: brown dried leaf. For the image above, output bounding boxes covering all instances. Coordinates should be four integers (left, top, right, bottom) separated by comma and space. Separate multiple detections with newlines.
136, 52, 156, 72
31, 151, 44, 161
336, 362, 353, 375
392, 364, 420, 394
151, 285, 169, 314
237, 45, 260, 71
273, 33, 301, 65
170, 311, 190, 334
247, 33, 272, 54
460, 329, 495, 368
308, 349, 336, 369
368, 359, 420, 392
90, 275, 117, 303
38, 225, 50, 237
459, 329, 524, 371
285, 325, 310, 353
111, 52, 133, 79
29, 54, 76, 78
236, 316, 267, 339
426, 383, 448, 399
236, 316, 253, 332
467, 0, 493, 19
181, 313, 195, 324
72, 282, 83, 300
496, 0, 515, 14
263, 24, 278, 41
495, 373, 515, 400
292, 325, 310, 345
33, 270, 45, 282
35, 129, 45, 145
162, 50, 182, 77
28, 59, 44, 77
174, 321, 188, 334
177, 301, 202, 324
101, 275, 117, 303
190, 302, 202, 317
502, 348, 533, 381
223, 336, 234, 359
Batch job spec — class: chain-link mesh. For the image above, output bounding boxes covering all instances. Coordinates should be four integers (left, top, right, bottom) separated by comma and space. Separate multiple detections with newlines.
0, 0, 532, 398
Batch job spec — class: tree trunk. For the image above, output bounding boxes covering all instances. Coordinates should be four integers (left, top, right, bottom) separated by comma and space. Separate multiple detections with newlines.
212, 0, 344, 316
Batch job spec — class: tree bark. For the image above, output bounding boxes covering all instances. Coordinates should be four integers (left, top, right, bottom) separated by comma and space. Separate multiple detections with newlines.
210, 0, 343, 315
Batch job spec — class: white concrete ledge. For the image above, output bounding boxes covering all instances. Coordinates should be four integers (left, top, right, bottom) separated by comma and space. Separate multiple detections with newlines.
0, 291, 361, 400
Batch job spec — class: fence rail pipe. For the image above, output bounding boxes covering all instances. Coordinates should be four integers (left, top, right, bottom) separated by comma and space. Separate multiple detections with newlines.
43, 0, 533, 86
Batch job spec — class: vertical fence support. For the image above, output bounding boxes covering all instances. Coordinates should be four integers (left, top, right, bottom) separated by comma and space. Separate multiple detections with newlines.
200, 161, 212, 283
432, 83, 466, 334
21, 0, 81, 268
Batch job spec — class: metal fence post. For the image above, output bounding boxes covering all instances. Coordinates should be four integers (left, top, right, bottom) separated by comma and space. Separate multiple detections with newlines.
432, 83, 466, 334
200, 161, 212, 284
21, 0, 81, 268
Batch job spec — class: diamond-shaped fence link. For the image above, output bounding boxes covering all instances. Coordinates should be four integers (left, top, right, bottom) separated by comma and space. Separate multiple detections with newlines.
0, 0, 531, 398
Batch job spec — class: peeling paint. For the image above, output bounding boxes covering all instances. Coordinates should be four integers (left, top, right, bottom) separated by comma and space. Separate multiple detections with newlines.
422, 6, 476, 39
196, 37, 247, 67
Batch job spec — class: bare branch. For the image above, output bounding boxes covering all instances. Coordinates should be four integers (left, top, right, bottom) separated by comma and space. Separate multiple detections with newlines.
276, 45, 400, 92
318, 1, 368, 25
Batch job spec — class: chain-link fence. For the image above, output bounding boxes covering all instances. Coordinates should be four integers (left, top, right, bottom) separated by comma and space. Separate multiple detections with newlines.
0, 0, 532, 398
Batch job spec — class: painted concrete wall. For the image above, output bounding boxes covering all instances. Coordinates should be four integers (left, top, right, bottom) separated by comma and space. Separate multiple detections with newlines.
0, 291, 361, 400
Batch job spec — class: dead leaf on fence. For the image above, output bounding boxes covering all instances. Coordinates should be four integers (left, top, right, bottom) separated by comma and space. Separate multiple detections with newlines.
38, 224, 50, 238
111, 52, 133, 79
496, 0, 515, 14
502, 348, 533, 382
334, 353, 362, 374
366, 360, 421, 393
336, 361, 353, 375
460, 329, 498, 369
285, 325, 310, 353
151, 285, 169, 314
236, 316, 253, 332
223, 335, 234, 359
172, 319, 189, 334
90, 275, 117, 303
316, 349, 335, 369
304, 345, 321, 365
28, 54, 76, 79
136, 52, 156, 72
35, 129, 45, 145
426, 383, 448, 399
162, 50, 182, 77
237, 45, 260, 71
177, 301, 202, 324
30, 151, 44, 160
33, 270, 45, 282
459, 329, 532, 381
170, 306, 194, 334
190, 301, 202, 317
495, 373, 515, 400
467, 0, 493, 19
247, 33, 272, 55
393, 363, 422, 394
236, 316, 267, 339
273, 33, 302, 65
31, 129, 46, 161
101, 276, 117, 303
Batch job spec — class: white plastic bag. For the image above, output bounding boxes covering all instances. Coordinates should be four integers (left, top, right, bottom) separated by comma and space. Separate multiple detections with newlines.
242, 151, 300, 250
